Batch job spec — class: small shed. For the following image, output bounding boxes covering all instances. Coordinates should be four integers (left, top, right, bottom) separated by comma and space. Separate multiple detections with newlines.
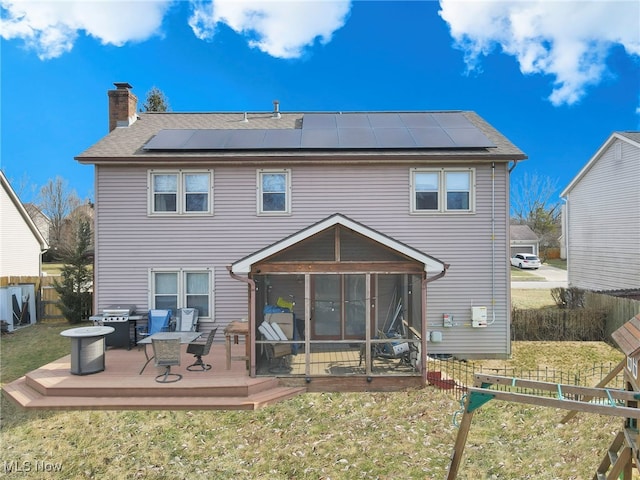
611, 314, 640, 392
509, 225, 539, 256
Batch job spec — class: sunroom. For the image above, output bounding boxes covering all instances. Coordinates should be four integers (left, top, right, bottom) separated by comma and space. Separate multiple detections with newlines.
229, 214, 448, 390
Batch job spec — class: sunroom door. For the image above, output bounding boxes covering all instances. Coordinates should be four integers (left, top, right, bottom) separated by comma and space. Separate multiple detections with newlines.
311, 274, 366, 340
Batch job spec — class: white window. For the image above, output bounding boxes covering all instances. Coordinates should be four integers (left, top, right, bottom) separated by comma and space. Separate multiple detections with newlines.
150, 269, 212, 318
149, 170, 212, 215
411, 168, 474, 213
257, 169, 291, 215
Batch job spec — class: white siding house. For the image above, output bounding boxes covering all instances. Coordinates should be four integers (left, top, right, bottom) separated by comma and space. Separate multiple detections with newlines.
560, 132, 640, 292
0, 171, 48, 277
76, 83, 527, 385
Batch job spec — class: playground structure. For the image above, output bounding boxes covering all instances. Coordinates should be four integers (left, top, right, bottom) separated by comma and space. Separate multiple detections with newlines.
447, 313, 640, 480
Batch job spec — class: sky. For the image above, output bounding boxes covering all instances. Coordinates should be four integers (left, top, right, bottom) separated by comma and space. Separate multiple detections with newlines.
1, 0, 639, 208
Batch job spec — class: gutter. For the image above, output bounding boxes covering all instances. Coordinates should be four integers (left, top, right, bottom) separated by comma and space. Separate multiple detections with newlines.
227, 266, 257, 377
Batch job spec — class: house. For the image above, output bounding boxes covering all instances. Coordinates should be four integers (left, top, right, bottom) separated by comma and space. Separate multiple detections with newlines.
0, 171, 49, 277
0, 171, 48, 331
75, 83, 526, 387
509, 224, 539, 257
560, 132, 640, 292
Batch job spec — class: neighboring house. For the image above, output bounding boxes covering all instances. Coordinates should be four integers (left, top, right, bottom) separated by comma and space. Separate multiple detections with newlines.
560, 132, 640, 292
0, 171, 49, 276
509, 224, 539, 257
76, 83, 526, 386
24, 203, 51, 246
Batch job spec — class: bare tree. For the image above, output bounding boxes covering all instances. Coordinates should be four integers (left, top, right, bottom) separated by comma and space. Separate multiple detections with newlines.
511, 172, 560, 223
38, 177, 81, 258
142, 86, 170, 112
511, 172, 562, 259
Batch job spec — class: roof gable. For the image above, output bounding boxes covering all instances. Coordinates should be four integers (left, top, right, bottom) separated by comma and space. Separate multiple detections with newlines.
230, 213, 447, 275
0, 171, 48, 250
510, 224, 539, 241
561, 131, 640, 197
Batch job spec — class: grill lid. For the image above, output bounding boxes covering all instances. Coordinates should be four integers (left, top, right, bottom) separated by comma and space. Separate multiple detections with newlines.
102, 305, 136, 316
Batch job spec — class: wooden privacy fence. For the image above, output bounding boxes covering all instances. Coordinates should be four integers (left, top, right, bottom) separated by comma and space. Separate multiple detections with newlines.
0, 275, 92, 323
585, 291, 640, 339
511, 307, 607, 341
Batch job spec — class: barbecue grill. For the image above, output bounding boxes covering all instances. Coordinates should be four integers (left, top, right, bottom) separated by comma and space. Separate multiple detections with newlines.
92, 305, 139, 349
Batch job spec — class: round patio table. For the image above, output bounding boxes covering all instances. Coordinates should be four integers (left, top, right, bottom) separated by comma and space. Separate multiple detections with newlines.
60, 326, 114, 375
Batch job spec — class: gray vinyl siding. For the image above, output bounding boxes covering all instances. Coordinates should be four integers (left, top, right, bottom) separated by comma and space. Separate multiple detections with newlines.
1, 186, 42, 276
565, 138, 640, 291
94, 161, 511, 357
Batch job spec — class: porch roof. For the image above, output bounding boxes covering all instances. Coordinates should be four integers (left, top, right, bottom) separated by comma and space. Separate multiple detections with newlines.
230, 213, 448, 276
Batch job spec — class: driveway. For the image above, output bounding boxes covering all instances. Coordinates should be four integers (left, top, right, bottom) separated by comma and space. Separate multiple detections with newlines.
511, 264, 568, 289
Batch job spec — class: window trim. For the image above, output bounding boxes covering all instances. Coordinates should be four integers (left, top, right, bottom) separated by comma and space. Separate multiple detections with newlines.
257, 168, 291, 216
148, 169, 213, 216
149, 268, 214, 320
410, 168, 475, 214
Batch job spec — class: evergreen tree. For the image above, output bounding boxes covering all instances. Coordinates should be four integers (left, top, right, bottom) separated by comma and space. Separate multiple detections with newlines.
142, 86, 170, 112
53, 220, 93, 324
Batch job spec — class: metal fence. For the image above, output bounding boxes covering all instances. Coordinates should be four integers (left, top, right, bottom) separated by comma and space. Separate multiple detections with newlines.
425, 356, 625, 401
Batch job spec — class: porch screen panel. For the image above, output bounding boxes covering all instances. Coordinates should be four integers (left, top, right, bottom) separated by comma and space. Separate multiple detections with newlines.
344, 274, 366, 338
312, 275, 341, 337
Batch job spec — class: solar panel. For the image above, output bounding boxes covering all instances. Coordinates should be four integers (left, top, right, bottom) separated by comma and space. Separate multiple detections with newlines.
368, 113, 404, 128
335, 113, 370, 128
263, 129, 302, 148
301, 128, 340, 148
302, 114, 337, 129
373, 128, 417, 148
144, 129, 195, 150
142, 112, 495, 151
445, 128, 495, 147
409, 128, 456, 147
399, 113, 439, 128
185, 130, 229, 149
338, 128, 378, 148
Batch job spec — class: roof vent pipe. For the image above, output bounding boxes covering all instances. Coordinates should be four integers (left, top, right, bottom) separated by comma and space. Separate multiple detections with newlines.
272, 100, 281, 119
242, 112, 248, 122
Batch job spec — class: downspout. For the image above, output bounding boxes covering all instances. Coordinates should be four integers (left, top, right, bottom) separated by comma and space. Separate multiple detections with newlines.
489, 162, 497, 326
421, 265, 449, 385
227, 266, 256, 377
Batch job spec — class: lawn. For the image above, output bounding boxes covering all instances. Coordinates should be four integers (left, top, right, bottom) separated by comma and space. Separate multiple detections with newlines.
0, 305, 631, 479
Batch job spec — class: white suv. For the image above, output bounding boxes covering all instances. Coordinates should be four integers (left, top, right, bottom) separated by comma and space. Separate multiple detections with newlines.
510, 253, 541, 269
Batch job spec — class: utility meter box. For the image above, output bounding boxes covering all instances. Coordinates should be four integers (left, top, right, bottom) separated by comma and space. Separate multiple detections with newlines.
443, 313, 453, 327
471, 306, 487, 328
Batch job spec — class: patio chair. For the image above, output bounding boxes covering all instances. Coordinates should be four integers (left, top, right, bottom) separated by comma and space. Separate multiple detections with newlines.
186, 327, 217, 371
177, 308, 199, 332
152, 337, 182, 383
137, 309, 172, 342
259, 313, 294, 373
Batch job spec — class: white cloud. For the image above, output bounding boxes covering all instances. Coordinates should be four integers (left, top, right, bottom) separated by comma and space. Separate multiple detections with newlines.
188, 0, 352, 59
0, 0, 173, 60
439, 0, 640, 106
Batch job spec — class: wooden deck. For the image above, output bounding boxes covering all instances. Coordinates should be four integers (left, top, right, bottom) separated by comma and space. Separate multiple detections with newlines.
3, 343, 306, 411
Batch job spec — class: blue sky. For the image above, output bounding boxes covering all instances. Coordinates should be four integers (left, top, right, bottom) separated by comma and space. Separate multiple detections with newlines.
1, 0, 639, 207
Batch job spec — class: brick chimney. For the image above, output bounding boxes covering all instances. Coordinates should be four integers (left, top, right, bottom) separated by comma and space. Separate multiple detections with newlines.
108, 82, 138, 132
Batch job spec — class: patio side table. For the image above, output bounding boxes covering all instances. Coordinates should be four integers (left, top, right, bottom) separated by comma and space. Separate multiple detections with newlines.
224, 321, 250, 370
60, 326, 115, 375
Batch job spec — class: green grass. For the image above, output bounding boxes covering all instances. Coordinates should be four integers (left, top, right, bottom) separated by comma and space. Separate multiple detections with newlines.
0, 311, 630, 479
545, 258, 567, 269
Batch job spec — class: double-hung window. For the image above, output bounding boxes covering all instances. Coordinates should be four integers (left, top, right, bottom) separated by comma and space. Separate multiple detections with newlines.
258, 169, 291, 215
150, 170, 212, 215
151, 269, 212, 318
411, 168, 474, 213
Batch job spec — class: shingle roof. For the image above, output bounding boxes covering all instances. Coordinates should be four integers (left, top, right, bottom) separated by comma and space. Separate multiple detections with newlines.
510, 224, 539, 241
76, 110, 527, 165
